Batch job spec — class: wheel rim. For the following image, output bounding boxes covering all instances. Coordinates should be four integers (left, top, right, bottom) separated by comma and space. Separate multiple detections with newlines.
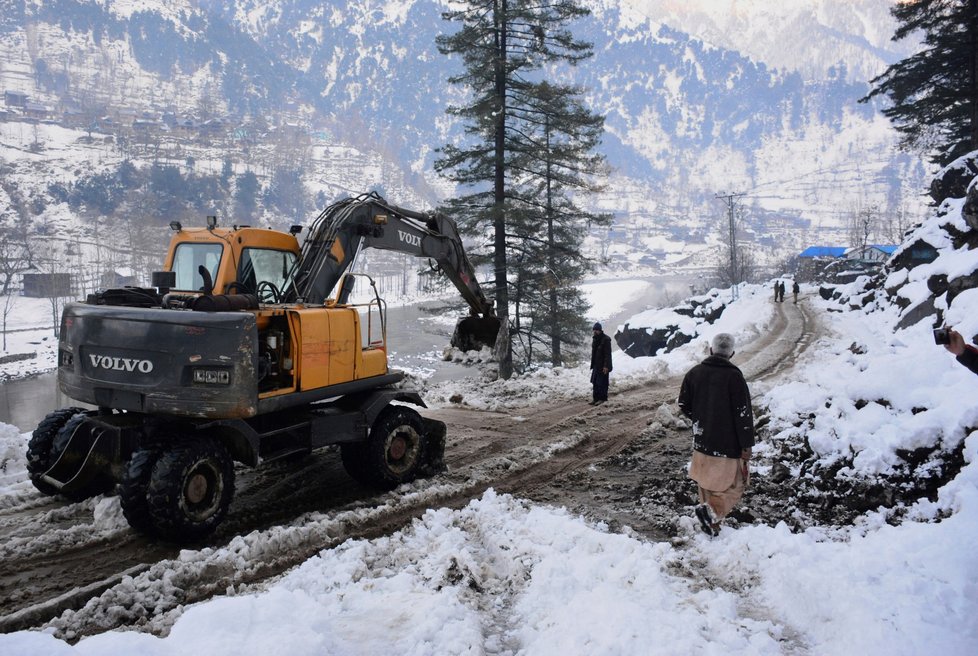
384, 425, 420, 475
180, 459, 223, 521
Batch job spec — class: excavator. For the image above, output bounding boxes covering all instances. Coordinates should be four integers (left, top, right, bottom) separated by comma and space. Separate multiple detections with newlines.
26, 193, 500, 541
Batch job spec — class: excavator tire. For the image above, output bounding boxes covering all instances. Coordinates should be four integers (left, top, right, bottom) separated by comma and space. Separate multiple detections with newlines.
119, 445, 164, 537
144, 439, 235, 543
341, 406, 425, 490
26, 407, 85, 497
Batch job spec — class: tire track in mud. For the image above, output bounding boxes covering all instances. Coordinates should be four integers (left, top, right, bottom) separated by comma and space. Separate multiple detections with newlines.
0, 300, 814, 638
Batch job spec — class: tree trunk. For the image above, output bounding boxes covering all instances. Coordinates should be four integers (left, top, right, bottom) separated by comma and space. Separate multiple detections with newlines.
971, 0, 978, 151
545, 118, 560, 366
493, 0, 512, 379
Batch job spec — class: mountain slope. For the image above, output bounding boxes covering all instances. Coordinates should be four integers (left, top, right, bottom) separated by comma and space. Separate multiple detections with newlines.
0, 0, 931, 269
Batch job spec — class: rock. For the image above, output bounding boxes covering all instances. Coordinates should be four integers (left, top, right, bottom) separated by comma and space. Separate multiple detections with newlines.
769, 461, 791, 484
896, 296, 937, 330
929, 150, 978, 204
449, 393, 463, 404
964, 178, 978, 231
947, 268, 978, 305
926, 273, 949, 296
615, 324, 693, 358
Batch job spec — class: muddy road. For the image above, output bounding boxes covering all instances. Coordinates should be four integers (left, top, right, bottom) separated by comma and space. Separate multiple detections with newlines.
0, 298, 816, 639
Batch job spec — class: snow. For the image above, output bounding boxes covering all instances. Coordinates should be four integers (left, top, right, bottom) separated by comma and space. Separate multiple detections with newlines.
0, 296, 62, 381
2, 262, 975, 654
580, 279, 650, 321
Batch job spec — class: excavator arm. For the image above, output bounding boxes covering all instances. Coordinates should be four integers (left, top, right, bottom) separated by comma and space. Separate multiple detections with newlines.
285, 193, 499, 351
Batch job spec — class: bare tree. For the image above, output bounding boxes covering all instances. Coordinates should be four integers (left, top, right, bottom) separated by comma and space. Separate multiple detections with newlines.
1, 291, 17, 352
846, 204, 881, 251
878, 202, 918, 245
0, 229, 34, 296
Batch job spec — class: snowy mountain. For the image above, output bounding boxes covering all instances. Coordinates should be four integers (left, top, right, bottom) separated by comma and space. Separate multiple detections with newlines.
610, 0, 913, 84
0, 0, 930, 274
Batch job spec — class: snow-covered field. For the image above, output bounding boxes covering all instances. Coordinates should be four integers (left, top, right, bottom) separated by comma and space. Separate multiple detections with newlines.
0, 273, 975, 653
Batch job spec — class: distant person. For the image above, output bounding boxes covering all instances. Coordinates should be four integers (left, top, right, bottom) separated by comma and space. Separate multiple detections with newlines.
590, 322, 613, 405
943, 327, 978, 376
776, 281, 785, 303
678, 333, 755, 537
773, 281, 779, 303
792, 281, 800, 304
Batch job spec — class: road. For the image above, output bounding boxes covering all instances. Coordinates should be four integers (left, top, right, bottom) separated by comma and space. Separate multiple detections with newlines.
0, 297, 816, 640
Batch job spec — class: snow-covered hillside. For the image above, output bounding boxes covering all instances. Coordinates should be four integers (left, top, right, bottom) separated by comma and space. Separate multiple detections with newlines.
0, 0, 931, 272
611, 0, 914, 83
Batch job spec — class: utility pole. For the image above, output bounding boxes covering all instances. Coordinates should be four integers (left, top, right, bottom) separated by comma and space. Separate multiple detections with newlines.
716, 192, 745, 299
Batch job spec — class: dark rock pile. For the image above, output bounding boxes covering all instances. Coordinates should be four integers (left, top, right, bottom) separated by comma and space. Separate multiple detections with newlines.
614, 290, 727, 358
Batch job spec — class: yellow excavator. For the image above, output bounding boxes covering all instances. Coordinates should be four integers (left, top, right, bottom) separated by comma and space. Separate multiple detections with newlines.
26, 193, 499, 541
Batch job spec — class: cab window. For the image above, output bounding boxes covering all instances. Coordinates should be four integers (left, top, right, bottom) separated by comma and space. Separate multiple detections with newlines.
238, 248, 296, 295
172, 243, 223, 291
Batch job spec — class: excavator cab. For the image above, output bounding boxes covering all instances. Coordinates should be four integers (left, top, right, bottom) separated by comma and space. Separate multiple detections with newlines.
164, 226, 300, 299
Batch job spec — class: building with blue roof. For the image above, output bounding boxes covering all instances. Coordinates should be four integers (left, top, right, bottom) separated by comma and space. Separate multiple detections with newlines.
798, 246, 847, 258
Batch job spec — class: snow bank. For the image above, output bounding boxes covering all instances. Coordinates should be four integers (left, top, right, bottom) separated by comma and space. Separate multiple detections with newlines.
0, 491, 784, 655
6, 484, 976, 655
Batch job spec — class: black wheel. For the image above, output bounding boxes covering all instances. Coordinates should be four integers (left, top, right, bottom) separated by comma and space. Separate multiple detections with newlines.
119, 446, 163, 537
26, 407, 85, 496
145, 440, 234, 542
342, 406, 426, 490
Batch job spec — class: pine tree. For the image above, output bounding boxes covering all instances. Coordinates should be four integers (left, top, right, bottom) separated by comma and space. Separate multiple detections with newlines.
861, 0, 978, 165
435, 0, 596, 377
507, 82, 610, 367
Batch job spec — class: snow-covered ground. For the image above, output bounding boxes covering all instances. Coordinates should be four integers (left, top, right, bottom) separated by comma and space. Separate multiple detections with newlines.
0, 297, 63, 381
1, 272, 975, 653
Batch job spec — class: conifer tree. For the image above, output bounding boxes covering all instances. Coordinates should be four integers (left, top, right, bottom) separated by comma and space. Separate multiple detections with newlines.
862, 0, 978, 165
435, 0, 597, 377
506, 82, 610, 367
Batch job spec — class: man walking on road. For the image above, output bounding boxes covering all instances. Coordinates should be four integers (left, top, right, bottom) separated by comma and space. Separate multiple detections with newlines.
678, 333, 755, 536
590, 322, 613, 405
792, 280, 800, 304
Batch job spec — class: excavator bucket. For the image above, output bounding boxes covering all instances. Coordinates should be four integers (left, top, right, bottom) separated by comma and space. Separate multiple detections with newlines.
450, 316, 501, 352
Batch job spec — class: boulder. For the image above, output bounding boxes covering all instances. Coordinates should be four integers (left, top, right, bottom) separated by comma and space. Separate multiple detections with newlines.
896, 296, 937, 330
926, 273, 948, 296
947, 269, 978, 305
930, 150, 978, 204
964, 178, 978, 231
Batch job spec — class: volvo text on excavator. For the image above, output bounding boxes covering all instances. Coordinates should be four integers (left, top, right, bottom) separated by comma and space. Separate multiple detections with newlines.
26, 193, 499, 541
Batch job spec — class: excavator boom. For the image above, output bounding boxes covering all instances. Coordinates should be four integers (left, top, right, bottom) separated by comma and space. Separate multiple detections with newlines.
285, 193, 499, 351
